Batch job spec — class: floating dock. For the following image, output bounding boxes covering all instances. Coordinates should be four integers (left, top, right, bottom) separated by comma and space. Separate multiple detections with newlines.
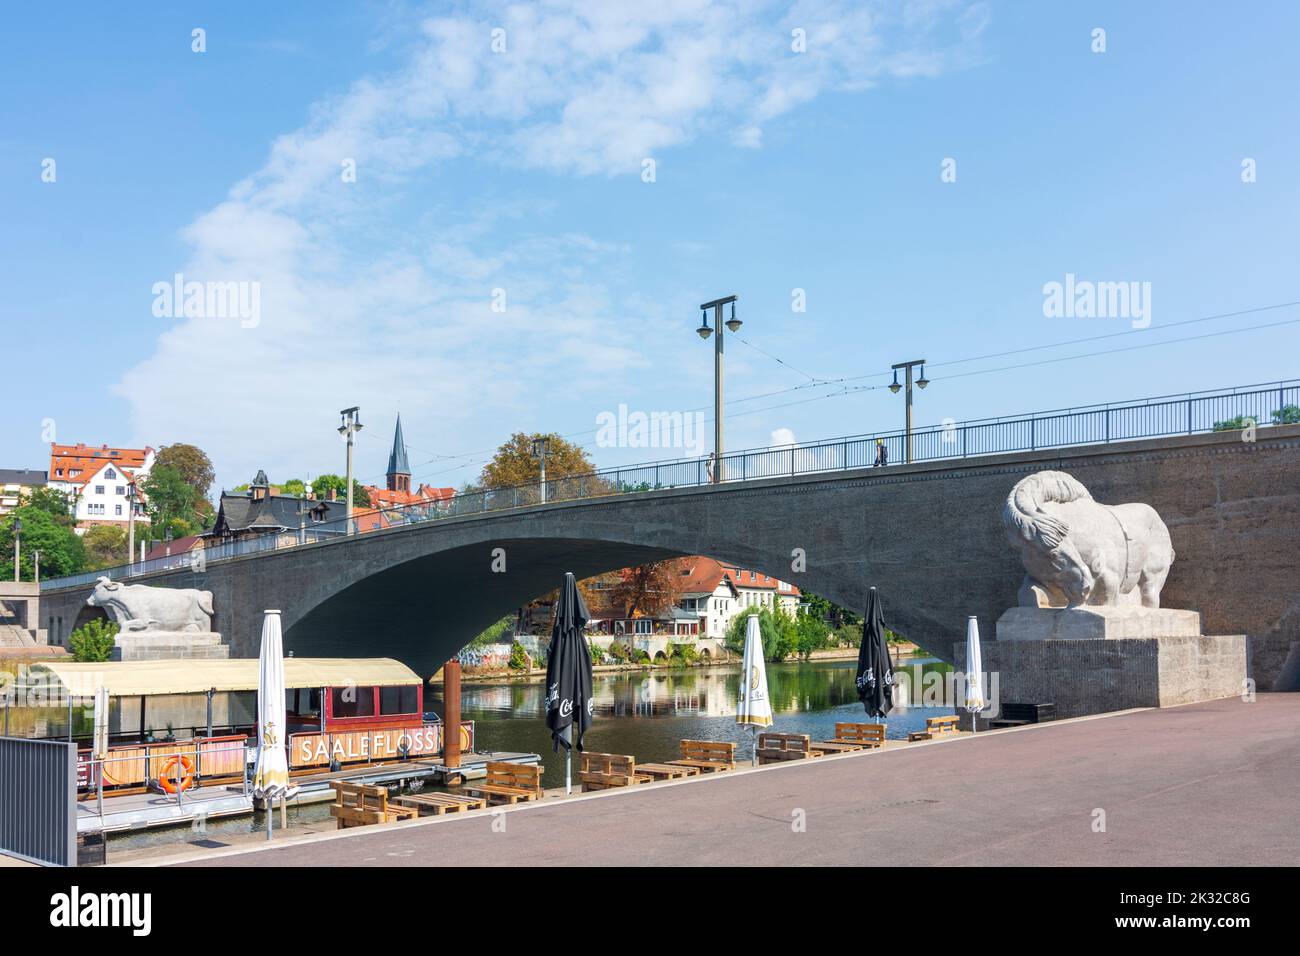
78, 751, 540, 834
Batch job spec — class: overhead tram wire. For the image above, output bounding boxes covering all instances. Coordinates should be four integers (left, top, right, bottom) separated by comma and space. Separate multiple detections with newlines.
391, 299, 1300, 486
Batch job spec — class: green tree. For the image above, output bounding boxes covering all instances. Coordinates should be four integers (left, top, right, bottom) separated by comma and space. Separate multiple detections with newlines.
792, 613, 830, 659
0, 507, 85, 581
83, 524, 129, 570
153, 444, 216, 497
479, 433, 600, 490
311, 474, 371, 507
18, 486, 77, 527
801, 591, 860, 627
69, 618, 118, 662
1214, 406, 1300, 431
141, 465, 203, 534
508, 642, 529, 670
724, 606, 797, 662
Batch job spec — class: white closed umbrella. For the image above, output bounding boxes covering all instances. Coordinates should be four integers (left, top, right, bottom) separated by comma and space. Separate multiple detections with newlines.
965, 615, 985, 734
93, 685, 109, 816
253, 609, 291, 838
92, 685, 109, 759
735, 615, 773, 765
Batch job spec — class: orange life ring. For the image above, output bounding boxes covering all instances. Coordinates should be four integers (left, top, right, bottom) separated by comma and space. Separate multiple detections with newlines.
158, 755, 195, 793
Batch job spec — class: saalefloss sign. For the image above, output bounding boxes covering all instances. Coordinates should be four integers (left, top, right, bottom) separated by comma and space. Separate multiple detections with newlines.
290, 724, 442, 767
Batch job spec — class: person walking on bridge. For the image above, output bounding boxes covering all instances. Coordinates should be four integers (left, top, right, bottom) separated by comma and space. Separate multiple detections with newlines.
873, 439, 888, 467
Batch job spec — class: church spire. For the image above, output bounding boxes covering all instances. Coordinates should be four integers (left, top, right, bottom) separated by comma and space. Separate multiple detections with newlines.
386, 415, 411, 493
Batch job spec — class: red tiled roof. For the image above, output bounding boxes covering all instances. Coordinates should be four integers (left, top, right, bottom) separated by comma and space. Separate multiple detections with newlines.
362, 484, 456, 511
50, 443, 151, 486
142, 535, 202, 561
671, 556, 800, 598
351, 507, 390, 533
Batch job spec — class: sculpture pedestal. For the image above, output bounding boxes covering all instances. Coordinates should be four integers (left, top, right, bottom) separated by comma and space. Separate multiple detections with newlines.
996, 606, 1203, 641
954, 607, 1247, 720
112, 631, 229, 661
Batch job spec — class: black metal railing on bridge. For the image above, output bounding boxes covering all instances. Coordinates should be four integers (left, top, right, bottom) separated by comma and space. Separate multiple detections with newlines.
41, 378, 1300, 591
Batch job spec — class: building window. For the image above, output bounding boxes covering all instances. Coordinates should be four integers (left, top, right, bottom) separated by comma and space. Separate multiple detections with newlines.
115, 504, 122, 516
116, 486, 125, 496
106, 469, 116, 480
95, 485, 105, 495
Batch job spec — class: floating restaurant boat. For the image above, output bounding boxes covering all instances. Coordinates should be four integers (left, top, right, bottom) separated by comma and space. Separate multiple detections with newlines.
27, 657, 475, 796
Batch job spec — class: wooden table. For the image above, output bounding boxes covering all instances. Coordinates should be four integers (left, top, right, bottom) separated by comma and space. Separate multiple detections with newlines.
636, 763, 701, 780
813, 741, 866, 754
392, 792, 486, 816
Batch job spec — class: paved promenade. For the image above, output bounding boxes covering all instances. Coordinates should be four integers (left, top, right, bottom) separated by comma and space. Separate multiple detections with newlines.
176, 695, 1299, 867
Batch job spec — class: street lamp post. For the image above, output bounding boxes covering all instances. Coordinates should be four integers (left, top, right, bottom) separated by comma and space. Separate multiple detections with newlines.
531, 436, 550, 504
12, 516, 21, 582
297, 496, 309, 545
126, 484, 136, 573
696, 294, 741, 483
337, 407, 363, 534
889, 359, 929, 464
33, 549, 41, 584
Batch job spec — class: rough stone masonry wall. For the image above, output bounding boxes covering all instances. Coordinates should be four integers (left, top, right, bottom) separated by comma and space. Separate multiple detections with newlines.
955, 635, 1248, 719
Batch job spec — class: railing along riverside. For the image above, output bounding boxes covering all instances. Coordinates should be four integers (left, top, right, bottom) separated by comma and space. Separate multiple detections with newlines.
41, 378, 1300, 591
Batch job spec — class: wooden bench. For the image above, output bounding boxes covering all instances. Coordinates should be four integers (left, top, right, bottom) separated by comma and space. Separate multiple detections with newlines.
578, 752, 653, 791
818, 722, 887, 752
666, 739, 736, 773
756, 732, 824, 764
464, 761, 544, 804
636, 762, 700, 781
908, 715, 960, 742
329, 781, 419, 829
392, 792, 486, 816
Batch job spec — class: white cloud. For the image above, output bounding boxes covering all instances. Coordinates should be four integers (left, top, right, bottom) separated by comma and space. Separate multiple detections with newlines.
115, 0, 987, 492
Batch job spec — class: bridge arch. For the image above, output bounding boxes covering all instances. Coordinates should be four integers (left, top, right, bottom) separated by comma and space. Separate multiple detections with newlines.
35, 426, 1300, 689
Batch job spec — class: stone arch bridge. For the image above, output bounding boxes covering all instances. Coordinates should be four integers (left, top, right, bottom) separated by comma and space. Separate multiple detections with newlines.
40, 426, 1300, 690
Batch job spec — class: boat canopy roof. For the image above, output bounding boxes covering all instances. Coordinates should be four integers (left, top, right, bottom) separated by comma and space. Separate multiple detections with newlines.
33, 658, 423, 699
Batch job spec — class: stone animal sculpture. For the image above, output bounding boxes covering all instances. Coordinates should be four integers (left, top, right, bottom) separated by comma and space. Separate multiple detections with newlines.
1002, 471, 1174, 609
87, 576, 215, 632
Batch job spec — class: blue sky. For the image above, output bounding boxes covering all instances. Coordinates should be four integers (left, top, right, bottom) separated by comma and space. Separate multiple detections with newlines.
2, 1, 1297, 496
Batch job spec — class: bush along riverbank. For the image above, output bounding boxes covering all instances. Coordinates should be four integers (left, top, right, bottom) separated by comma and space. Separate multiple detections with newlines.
441, 641, 923, 684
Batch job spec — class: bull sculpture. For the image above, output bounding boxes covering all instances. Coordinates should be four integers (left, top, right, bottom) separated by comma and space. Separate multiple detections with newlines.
87, 576, 215, 633
1002, 471, 1174, 609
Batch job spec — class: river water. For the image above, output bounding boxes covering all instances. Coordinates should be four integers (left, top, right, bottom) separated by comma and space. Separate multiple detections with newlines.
106, 656, 953, 853
431, 656, 955, 789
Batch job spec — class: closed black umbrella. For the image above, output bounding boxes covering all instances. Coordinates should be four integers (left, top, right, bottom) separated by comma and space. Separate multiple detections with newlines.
855, 586, 894, 718
545, 572, 593, 792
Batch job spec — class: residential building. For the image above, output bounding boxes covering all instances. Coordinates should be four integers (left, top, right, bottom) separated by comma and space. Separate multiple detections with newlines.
47, 443, 154, 533
582, 556, 802, 660
0, 469, 47, 517
141, 534, 205, 569
676, 556, 802, 642
207, 470, 346, 546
